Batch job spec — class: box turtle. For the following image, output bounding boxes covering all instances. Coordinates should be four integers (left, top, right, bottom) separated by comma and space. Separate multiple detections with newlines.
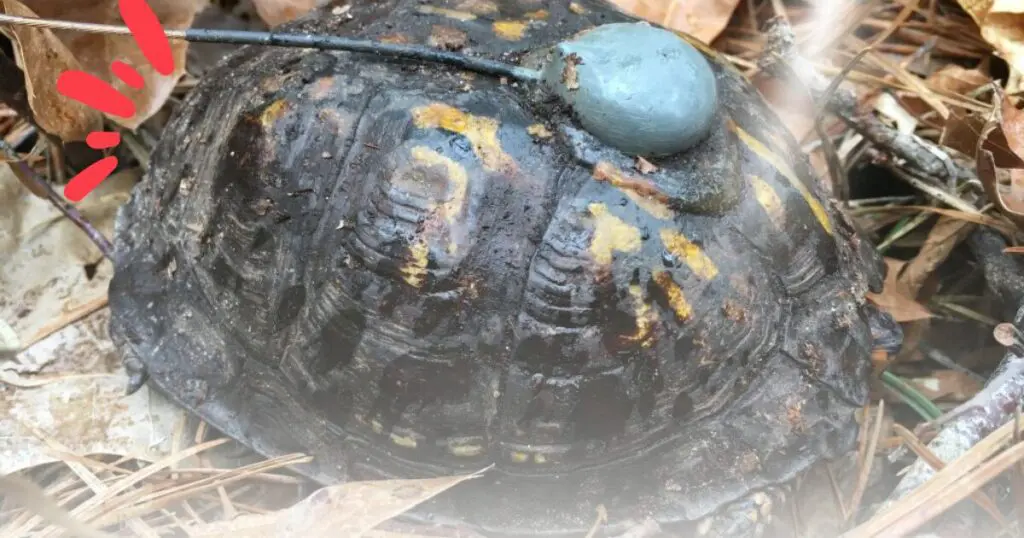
107, 0, 902, 536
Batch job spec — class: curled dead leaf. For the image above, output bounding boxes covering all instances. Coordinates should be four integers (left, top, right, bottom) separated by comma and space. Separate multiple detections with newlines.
901, 216, 975, 296
957, 0, 1024, 75
0, 0, 102, 141
866, 258, 933, 323
940, 109, 1024, 170
929, 65, 991, 96
902, 65, 991, 118
976, 86, 1024, 228
609, 0, 740, 43
998, 92, 1024, 213
2, 0, 206, 135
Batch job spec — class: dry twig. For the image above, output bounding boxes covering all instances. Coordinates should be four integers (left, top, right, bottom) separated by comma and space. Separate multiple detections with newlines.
0, 139, 113, 259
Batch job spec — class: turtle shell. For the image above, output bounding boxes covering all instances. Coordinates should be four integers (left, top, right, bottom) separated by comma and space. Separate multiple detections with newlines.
108, 0, 892, 535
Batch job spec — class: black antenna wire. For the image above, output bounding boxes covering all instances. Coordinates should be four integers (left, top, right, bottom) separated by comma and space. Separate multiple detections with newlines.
0, 13, 542, 82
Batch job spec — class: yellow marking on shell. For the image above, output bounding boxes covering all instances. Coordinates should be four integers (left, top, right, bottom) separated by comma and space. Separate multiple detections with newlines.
728, 119, 833, 234
653, 271, 692, 321
524, 9, 549, 19
402, 240, 430, 287
533, 453, 548, 464
622, 192, 672, 220
587, 203, 642, 265
411, 146, 469, 229
749, 175, 784, 227
528, 123, 553, 139
412, 103, 517, 173
568, 2, 588, 14
416, 5, 478, 20
660, 229, 718, 280
592, 162, 673, 220
260, 99, 288, 129
379, 33, 411, 44
449, 444, 484, 457
391, 433, 418, 448
429, 24, 468, 49
624, 283, 658, 347
493, 20, 528, 40
455, 0, 498, 15
371, 420, 384, 434
511, 451, 529, 463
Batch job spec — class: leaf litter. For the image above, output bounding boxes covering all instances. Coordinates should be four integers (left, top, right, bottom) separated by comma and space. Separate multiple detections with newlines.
0, 1, 101, 141
0, 163, 130, 349
0, 0, 207, 137
0, 160, 183, 486
5, 0, 1024, 536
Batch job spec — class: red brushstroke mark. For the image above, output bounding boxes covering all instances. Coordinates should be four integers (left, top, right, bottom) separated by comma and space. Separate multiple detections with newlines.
120, 0, 174, 76
57, 71, 137, 118
64, 156, 119, 202
86, 131, 122, 150
55, 0, 175, 202
111, 60, 144, 88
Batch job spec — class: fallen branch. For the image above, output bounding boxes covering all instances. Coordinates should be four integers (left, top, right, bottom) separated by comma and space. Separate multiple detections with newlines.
756, 17, 971, 189
880, 230, 1024, 502
0, 139, 113, 259
884, 312, 1024, 504
0, 51, 113, 260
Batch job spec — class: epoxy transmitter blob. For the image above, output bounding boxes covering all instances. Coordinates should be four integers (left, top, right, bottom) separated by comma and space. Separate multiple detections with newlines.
540, 22, 719, 157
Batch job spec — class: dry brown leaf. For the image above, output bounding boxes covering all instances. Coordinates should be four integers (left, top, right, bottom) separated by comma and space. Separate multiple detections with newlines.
957, 0, 1024, 76
184, 472, 488, 537
4, 0, 206, 134
609, 0, 740, 43
251, 0, 320, 27
902, 216, 976, 296
0, 1, 102, 140
866, 258, 933, 323
940, 110, 1024, 170
929, 65, 991, 96
901, 65, 991, 119
884, 215, 965, 364
998, 93, 1024, 212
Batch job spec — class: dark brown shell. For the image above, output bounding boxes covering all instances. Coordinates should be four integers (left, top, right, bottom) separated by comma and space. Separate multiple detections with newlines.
108, 0, 890, 535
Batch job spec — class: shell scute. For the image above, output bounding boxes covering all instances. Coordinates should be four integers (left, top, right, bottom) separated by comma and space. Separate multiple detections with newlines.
107, 0, 892, 535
